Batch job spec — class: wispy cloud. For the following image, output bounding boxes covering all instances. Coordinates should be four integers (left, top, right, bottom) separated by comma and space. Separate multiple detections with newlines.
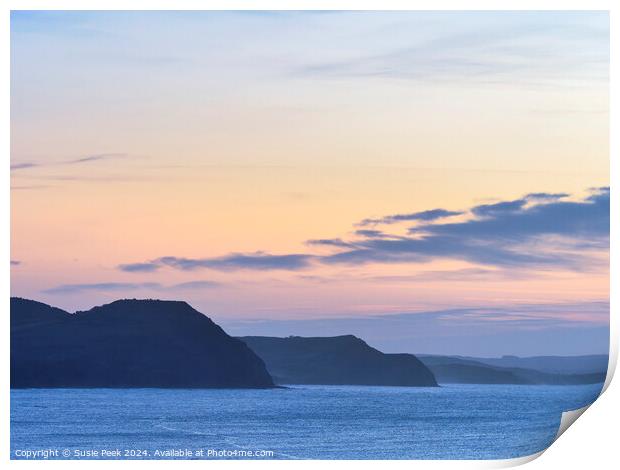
44, 282, 160, 294
10, 184, 49, 190
42, 280, 219, 294
294, 15, 608, 88
305, 238, 355, 249
358, 209, 463, 226
158, 253, 315, 271
10, 153, 126, 172
417, 188, 609, 242
10, 162, 39, 171
172, 280, 221, 290
367, 268, 531, 283
224, 300, 610, 356
470, 199, 527, 217
294, 267, 532, 285
118, 187, 609, 274
67, 154, 124, 164
119, 253, 315, 273
525, 192, 570, 201
353, 229, 387, 238
117, 262, 161, 273
11, 260, 21, 266
323, 188, 609, 270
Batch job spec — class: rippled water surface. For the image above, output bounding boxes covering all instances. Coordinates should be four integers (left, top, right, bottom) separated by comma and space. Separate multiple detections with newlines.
11, 383, 603, 460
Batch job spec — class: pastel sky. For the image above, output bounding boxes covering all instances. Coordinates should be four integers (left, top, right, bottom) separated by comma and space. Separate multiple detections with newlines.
10, 11, 609, 356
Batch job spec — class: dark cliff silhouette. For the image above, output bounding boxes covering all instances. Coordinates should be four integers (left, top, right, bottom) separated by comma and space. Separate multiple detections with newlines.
11, 297, 274, 388
417, 355, 607, 385
238, 335, 438, 387
446, 354, 609, 375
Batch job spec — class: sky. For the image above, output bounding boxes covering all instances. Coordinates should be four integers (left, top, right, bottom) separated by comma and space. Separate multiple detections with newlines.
10, 11, 609, 356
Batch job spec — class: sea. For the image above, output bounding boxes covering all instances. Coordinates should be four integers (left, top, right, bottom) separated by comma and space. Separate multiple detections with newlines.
10, 383, 603, 460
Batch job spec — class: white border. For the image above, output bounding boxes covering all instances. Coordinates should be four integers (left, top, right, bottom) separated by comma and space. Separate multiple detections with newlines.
2, 1, 617, 468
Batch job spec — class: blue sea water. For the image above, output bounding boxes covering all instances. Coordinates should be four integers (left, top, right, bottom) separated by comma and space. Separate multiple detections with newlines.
11, 383, 603, 460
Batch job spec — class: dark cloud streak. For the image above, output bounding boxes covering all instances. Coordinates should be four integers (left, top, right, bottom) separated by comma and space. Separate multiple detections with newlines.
305, 238, 355, 248
43, 279, 220, 294
117, 262, 161, 273
11, 153, 127, 172
120, 253, 315, 273
358, 208, 463, 226
117, 187, 609, 274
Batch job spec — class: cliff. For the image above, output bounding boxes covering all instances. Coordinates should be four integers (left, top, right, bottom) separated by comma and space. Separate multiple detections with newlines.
11, 297, 274, 388
238, 335, 438, 387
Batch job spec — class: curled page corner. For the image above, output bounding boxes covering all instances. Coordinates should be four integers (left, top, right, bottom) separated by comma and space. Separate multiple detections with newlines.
601, 357, 616, 394
555, 405, 590, 441
493, 403, 595, 470
554, 361, 613, 443
492, 450, 545, 468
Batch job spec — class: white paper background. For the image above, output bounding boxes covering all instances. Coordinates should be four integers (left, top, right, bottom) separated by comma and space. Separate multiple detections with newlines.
1, 0, 617, 467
